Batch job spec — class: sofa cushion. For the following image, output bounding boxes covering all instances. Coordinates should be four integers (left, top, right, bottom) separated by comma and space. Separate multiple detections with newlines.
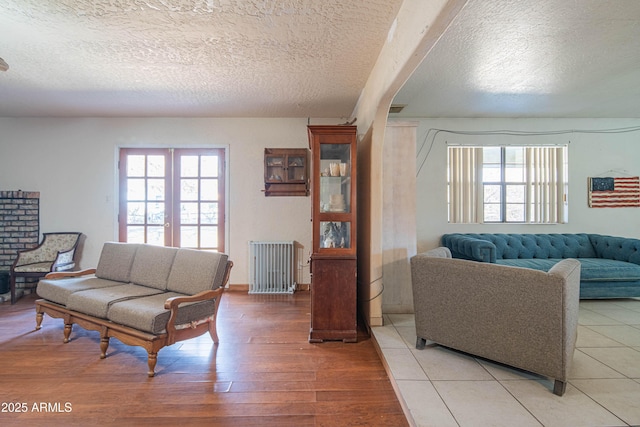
14, 261, 56, 273
497, 258, 640, 282
497, 258, 559, 272
129, 244, 178, 290
167, 249, 228, 295
36, 276, 123, 306
107, 292, 217, 335
95, 242, 139, 283
66, 284, 163, 319
578, 258, 640, 282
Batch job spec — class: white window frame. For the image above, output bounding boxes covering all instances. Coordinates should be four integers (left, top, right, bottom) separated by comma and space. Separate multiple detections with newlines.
448, 145, 568, 224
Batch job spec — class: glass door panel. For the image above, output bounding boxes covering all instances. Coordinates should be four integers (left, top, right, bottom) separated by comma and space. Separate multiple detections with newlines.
174, 151, 225, 251
320, 221, 351, 249
120, 149, 171, 246
265, 154, 285, 182
119, 148, 225, 251
319, 144, 351, 213
288, 155, 306, 182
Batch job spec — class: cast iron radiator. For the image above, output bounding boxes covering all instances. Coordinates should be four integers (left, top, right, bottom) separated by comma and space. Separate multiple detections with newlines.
248, 241, 296, 294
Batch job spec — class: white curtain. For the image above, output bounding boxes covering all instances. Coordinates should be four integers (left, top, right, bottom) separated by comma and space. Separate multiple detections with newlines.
448, 147, 483, 223
526, 146, 566, 223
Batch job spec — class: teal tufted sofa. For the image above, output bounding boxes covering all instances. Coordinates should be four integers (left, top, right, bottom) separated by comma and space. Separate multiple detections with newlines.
441, 233, 640, 299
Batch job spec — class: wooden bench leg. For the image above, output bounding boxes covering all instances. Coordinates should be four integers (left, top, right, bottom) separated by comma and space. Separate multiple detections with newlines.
63, 323, 73, 343
35, 311, 44, 330
100, 337, 110, 359
147, 353, 158, 377
208, 320, 219, 343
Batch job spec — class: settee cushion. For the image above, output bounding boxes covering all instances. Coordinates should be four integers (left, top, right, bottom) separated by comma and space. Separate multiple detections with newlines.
66, 284, 163, 318
107, 292, 217, 335
497, 258, 558, 272
571, 258, 640, 282
95, 242, 139, 283
37, 276, 124, 306
14, 261, 55, 273
129, 244, 178, 290
497, 258, 640, 282
167, 249, 229, 295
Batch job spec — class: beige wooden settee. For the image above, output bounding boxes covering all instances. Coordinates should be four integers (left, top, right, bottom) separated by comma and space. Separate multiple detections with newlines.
410, 247, 581, 395
35, 242, 232, 376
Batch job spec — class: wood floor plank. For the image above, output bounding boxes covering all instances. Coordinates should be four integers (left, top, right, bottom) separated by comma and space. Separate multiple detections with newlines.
0, 291, 408, 426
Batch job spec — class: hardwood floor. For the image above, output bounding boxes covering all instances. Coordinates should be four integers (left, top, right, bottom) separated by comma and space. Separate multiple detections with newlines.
0, 291, 408, 426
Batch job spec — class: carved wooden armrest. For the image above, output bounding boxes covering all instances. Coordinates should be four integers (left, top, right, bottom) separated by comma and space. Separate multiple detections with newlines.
163, 261, 232, 344
44, 268, 97, 279
164, 288, 223, 310
163, 287, 224, 344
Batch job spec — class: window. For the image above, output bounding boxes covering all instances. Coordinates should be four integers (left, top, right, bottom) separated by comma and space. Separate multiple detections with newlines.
448, 145, 567, 224
119, 148, 226, 251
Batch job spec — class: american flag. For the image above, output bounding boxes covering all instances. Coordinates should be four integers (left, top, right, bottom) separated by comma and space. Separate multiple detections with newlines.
589, 176, 640, 208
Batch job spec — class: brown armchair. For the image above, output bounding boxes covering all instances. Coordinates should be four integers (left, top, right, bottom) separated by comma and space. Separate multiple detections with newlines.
10, 232, 82, 304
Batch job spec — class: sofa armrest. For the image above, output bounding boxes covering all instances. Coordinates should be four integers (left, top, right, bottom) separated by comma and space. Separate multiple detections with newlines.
589, 234, 640, 266
163, 288, 224, 310
44, 268, 97, 279
52, 247, 77, 270
163, 287, 224, 345
441, 233, 496, 262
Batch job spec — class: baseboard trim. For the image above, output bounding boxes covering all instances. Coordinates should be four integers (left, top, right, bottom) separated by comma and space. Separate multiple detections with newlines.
226, 284, 310, 292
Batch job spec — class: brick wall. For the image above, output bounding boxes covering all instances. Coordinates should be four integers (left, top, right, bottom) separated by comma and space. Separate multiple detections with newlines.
0, 191, 40, 297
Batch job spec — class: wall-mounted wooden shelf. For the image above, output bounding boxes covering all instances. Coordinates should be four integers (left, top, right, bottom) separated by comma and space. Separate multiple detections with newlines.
263, 148, 309, 196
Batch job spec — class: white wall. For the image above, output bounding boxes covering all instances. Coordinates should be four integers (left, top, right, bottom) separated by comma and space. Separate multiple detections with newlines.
411, 118, 640, 253
0, 117, 338, 286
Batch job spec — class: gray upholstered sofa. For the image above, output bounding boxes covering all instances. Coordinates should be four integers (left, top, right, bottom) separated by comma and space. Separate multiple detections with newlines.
441, 233, 640, 298
410, 247, 581, 396
35, 242, 233, 376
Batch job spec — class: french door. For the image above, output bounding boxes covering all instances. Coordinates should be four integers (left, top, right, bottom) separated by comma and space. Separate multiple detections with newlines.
118, 148, 226, 252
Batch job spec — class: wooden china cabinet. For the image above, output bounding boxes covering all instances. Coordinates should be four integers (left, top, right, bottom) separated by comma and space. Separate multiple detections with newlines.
307, 125, 357, 343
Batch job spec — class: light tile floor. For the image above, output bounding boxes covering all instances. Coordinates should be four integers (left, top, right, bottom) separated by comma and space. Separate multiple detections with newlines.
372, 298, 640, 427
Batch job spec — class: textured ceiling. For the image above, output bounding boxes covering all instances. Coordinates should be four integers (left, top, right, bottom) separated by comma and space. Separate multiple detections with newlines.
393, 0, 640, 118
2, 0, 640, 119
0, 0, 402, 117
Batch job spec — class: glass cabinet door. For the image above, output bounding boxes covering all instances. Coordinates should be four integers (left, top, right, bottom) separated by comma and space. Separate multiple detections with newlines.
287, 155, 306, 182
319, 221, 350, 249
319, 143, 351, 214
309, 125, 356, 255
265, 155, 285, 182
317, 142, 352, 249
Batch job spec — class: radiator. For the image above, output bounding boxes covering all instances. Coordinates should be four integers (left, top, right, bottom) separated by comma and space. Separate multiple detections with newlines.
248, 241, 296, 294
